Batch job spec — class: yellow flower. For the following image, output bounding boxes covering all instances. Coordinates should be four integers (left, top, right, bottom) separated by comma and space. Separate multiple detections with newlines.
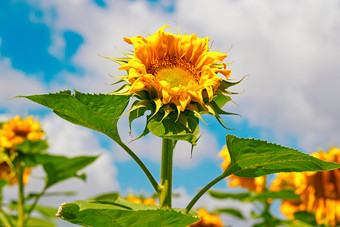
125, 195, 157, 206
0, 160, 31, 186
280, 200, 306, 220
219, 146, 266, 193
107, 25, 239, 124
270, 148, 340, 227
0, 116, 44, 150
189, 208, 223, 227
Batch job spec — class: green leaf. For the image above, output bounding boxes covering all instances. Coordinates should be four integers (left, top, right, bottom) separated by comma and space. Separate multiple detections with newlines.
213, 95, 232, 108
27, 154, 98, 188
293, 211, 317, 226
224, 135, 340, 177
128, 100, 149, 134
208, 189, 299, 203
57, 199, 198, 227
92, 192, 120, 201
18, 91, 130, 143
26, 191, 77, 202
0, 179, 7, 191
215, 208, 244, 219
208, 190, 252, 201
147, 112, 199, 145
14, 140, 48, 155
250, 189, 299, 201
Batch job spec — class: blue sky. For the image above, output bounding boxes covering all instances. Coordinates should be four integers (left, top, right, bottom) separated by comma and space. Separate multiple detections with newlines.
1, 0, 340, 224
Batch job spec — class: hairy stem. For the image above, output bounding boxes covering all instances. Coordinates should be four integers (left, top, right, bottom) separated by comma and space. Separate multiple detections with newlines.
184, 172, 228, 214
159, 139, 174, 209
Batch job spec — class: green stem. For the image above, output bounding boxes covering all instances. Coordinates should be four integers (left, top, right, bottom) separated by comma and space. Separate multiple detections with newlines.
23, 187, 47, 226
17, 161, 25, 227
117, 141, 159, 193
184, 172, 228, 214
159, 139, 174, 209
0, 209, 13, 227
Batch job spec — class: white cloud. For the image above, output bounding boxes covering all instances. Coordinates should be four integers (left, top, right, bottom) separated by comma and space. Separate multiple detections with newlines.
0, 57, 47, 112
40, 114, 120, 198
29, 0, 340, 151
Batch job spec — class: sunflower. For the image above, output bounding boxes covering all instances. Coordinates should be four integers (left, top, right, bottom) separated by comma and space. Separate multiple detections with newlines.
125, 195, 157, 206
270, 148, 340, 226
106, 25, 240, 134
0, 161, 31, 186
0, 116, 44, 150
270, 172, 306, 219
189, 208, 223, 227
219, 146, 266, 193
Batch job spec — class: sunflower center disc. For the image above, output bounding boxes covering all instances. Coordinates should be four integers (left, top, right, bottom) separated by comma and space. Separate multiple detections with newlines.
156, 67, 195, 88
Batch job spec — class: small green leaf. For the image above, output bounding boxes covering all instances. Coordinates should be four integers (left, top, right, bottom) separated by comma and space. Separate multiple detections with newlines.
14, 140, 48, 155
208, 190, 252, 201
92, 192, 120, 201
18, 91, 130, 143
57, 199, 198, 227
28, 154, 98, 188
213, 95, 232, 108
26, 191, 77, 201
0, 179, 7, 191
128, 101, 148, 131
250, 189, 299, 201
209, 189, 299, 203
293, 211, 317, 226
215, 208, 244, 219
224, 135, 340, 177
147, 112, 199, 145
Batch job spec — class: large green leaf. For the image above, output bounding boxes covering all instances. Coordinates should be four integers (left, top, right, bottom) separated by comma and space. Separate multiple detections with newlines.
57, 199, 198, 227
147, 112, 199, 145
27, 154, 97, 188
18, 90, 130, 143
224, 135, 340, 177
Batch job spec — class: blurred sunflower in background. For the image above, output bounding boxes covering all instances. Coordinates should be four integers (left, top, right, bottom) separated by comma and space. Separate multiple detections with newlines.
0, 116, 45, 186
189, 208, 223, 227
271, 148, 340, 226
125, 194, 223, 226
219, 146, 266, 193
125, 194, 157, 206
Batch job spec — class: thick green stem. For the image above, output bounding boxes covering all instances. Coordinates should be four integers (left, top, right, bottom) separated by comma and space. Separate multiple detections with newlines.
17, 162, 25, 227
184, 172, 227, 214
117, 141, 159, 193
159, 139, 174, 209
